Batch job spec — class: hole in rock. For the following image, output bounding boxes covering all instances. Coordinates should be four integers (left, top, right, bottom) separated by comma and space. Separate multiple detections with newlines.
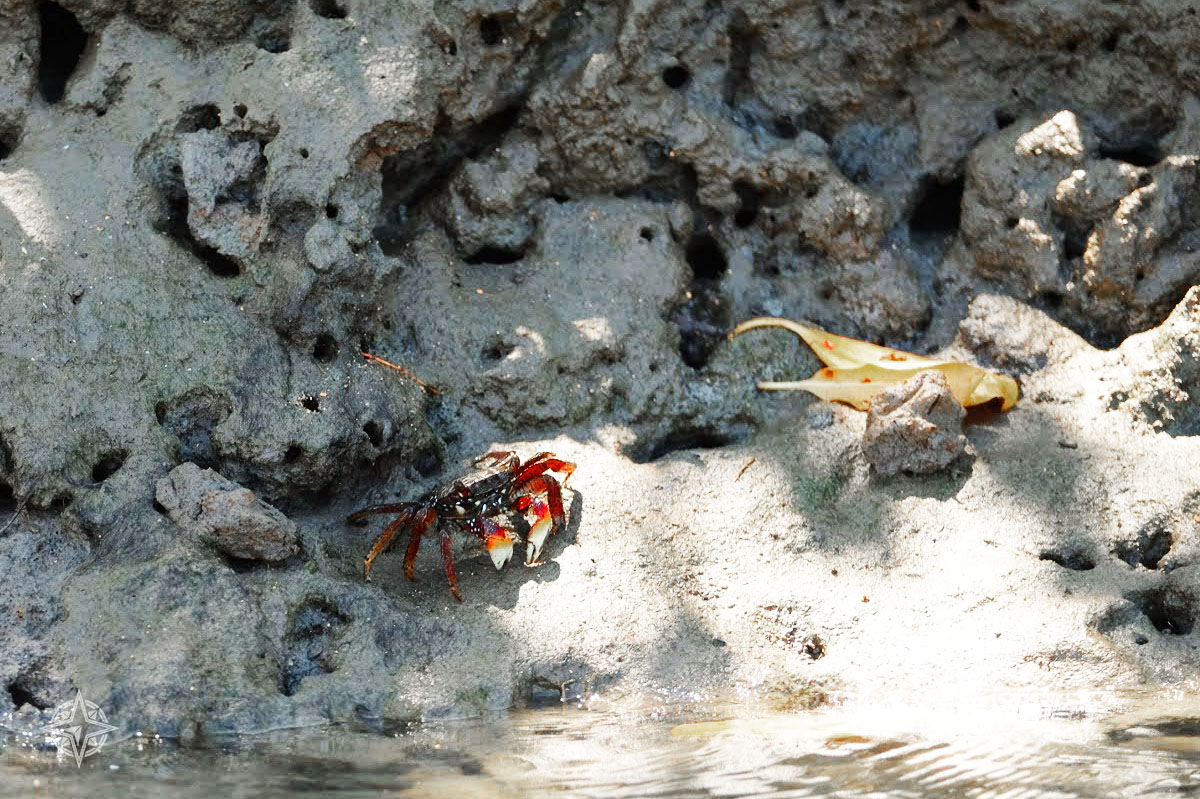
733, 182, 761, 228
1133, 587, 1194, 635
0, 124, 20, 160
256, 28, 291, 53
91, 449, 128, 483
678, 232, 730, 369
631, 427, 736, 463
1114, 524, 1172, 570
1039, 548, 1095, 571
773, 115, 798, 139
910, 176, 964, 235
1099, 143, 1164, 168
662, 65, 690, 89
37, 1, 88, 104
312, 334, 339, 362
280, 598, 348, 696
7, 682, 48, 711
685, 233, 728, 279
310, 0, 347, 19
479, 15, 504, 45
465, 245, 524, 265
177, 104, 221, 133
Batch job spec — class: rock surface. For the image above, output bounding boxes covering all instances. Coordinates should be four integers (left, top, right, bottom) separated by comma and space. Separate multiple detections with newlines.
862, 370, 969, 476
1, 0, 1200, 742
155, 463, 300, 562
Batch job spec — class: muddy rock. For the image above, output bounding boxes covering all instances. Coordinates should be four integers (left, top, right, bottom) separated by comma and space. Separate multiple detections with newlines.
861, 371, 970, 477
155, 463, 299, 562
1113, 286, 1200, 435
6, 0, 1200, 743
963, 108, 1200, 344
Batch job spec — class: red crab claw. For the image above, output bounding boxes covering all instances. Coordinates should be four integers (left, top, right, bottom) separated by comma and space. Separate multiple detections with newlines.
523, 498, 553, 565
485, 530, 516, 570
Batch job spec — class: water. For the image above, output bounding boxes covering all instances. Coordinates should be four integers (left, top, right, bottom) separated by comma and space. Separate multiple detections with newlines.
5, 689, 1200, 798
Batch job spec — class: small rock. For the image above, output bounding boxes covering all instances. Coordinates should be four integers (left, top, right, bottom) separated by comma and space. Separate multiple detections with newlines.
155, 463, 299, 561
862, 371, 970, 476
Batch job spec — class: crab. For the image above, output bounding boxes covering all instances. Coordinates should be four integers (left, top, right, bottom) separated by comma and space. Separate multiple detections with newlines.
347, 450, 576, 601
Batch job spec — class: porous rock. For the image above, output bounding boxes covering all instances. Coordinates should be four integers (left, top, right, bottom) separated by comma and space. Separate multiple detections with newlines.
862, 371, 970, 477
155, 462, 299, 561
7, 0, 1200, 742
1114, 285, 1200, 435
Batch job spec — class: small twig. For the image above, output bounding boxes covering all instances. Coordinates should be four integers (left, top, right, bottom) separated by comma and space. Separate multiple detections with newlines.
0, 500, 26, 537
735, 458, 756, 481
361, 352, 439, 395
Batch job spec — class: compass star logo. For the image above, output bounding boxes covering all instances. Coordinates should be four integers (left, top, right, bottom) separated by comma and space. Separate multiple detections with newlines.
43, 691, 117, 767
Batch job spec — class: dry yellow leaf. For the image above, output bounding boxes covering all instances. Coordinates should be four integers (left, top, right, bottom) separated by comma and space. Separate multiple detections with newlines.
729, 317, 1019, 411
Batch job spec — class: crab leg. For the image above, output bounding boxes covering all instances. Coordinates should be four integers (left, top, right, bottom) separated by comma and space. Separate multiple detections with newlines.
515, 454, 576, 486
347, 502, 419, 522
363, 505, 422, 579
474, 450, 515, 468
402, 508, 438, 583
440, 528, 463, 602
460, 516, 517, 570
513, 474, 567, 565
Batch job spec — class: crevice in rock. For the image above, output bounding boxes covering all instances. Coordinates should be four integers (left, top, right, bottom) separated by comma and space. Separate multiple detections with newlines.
158, 194, 243, 278
310, 0, 347, 20
279, 597, 349, 696
37, 1, 88, 104
465, 245, 526, 265
662, 64, 690, 89
156, 388, 234, 470
0, 123, 19, 161
91, 449, 128, 484
733, 181, 761, 228
0, 434, 13, 514
773, 115, 799, 139
312, 333, 339, 363
177, 104, 221, 133
7, 680, 48, 711
221, 553, 270, 573
374, 104, 523, 255
909, 175, 964, 236
1039, 547, 1095, 571
1095, 109, 1175, 168
630, 426, 737, 463
1114, 522, 1172, 570
1127, 586, 1194, 635
723, 9, 757, 108
479, 13, 508, 46
46, 490, 73, 513
362, 420, 384, 447
676, 231, 731, 369
1098, 142, 1164, 168
253, 19, 291, 53
481, 334, 516, 363
0, 480, 14, 514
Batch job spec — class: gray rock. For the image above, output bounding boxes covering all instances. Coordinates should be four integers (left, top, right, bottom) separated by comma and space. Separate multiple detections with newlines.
862, 371, 970, 477
155, 463, 299, 561
4, 0, 1200, 742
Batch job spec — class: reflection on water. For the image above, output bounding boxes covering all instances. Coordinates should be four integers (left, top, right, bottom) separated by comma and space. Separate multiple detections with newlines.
6, 689, 1200, 798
